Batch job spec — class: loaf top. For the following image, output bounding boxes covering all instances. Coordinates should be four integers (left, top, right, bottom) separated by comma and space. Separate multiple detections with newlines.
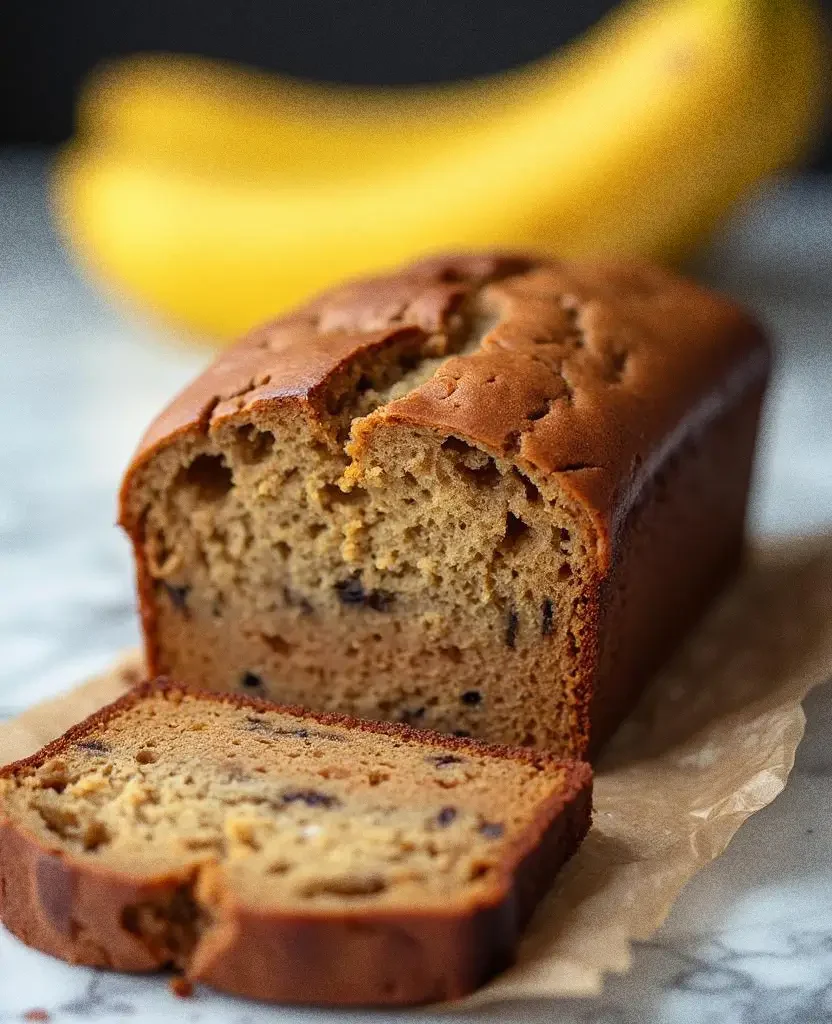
0, 679, 590, 912
122, 252, 769, 547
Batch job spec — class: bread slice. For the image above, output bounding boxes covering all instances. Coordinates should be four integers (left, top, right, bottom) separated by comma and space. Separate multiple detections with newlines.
0, 680, 591, 1005
119, 252, 769, 756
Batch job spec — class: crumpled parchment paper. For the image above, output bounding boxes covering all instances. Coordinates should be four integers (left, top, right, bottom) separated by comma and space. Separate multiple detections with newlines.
2, 537, 831, 1002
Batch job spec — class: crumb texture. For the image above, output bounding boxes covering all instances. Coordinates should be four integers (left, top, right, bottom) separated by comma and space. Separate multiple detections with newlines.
0, 685, 591, 1004
121, 253, 768, 756
1, 690, 568, 913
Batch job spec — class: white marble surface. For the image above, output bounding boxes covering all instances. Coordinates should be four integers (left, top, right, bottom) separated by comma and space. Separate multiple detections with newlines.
1, 150, 831, 1023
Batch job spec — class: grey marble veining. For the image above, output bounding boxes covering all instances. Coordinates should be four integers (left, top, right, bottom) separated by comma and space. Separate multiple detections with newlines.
1, 151, 831, 1023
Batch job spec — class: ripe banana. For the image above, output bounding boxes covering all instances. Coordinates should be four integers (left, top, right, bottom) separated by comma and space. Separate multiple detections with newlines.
68, 7, 652, 180
54, 0, 827, 341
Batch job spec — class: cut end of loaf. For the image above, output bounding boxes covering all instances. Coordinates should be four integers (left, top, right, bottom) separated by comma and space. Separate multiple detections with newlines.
121, 264, 599, 753
119, 252, 769, 758
127, 412, 595, 751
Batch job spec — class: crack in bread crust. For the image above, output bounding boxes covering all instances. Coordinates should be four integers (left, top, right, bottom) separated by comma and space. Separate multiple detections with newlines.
119, 252, 770, 757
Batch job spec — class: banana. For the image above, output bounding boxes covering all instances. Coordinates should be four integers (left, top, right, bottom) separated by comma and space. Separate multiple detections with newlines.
70, 7, 647, 180
54, 0, 827, 341
654, 0, 828, 261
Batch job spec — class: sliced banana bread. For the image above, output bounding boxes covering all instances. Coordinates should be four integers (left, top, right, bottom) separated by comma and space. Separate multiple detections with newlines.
119, 252, 770, 756
0, 680, 591, 1005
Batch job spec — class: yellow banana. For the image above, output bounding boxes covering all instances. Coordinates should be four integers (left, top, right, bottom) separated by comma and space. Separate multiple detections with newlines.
54, 0, 826, 341
649, 0, 828, 261
70, 7, 653, 181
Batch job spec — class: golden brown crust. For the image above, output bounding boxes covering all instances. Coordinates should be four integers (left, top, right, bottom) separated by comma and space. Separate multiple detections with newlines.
0, 680, 592, 1005
119, 252, 768, 556
118, 253, 529, 489
117, 251, 769, 756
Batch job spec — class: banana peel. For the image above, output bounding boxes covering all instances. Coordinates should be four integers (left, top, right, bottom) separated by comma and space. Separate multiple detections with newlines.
54, 0, 827, 341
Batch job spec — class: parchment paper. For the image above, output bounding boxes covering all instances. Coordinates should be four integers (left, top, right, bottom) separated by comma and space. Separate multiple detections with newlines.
2, 537, 831, 1003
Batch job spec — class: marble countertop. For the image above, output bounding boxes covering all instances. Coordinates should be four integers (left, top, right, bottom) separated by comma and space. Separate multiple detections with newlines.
1, 151, 831, 1024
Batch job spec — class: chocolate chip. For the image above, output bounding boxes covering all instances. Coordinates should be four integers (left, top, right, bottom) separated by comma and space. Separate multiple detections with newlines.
282, 789, 339, 809
367, 589, 395, 612
399, 707, 426, 725
461, 690, 482, 706
245, 715, 274, 733
335, 575, 366, 605
162, 581, 189, 612
541, 599, 554, 636
244, 716, 345, 742
278, 726, 345, 742
335, 574, 395, 611
241, 672, 264, 689
505, 610, 519, 649
480, 822, 505, 839
436, 807, 457, 827
453, 729, 472, 738
428, 754, 465, 767
76, 739, 108, 754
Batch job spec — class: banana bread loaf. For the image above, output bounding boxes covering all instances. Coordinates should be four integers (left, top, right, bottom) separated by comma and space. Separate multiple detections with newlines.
119, 252, 770, 756
0, 680, 591, 1005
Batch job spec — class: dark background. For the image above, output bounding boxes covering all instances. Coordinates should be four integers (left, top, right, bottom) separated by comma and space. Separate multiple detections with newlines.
1, 0, 829, 169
